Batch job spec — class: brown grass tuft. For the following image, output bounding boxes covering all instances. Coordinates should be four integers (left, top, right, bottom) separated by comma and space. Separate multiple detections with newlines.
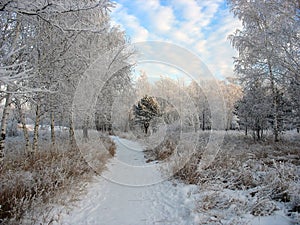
0, 134, 115, 224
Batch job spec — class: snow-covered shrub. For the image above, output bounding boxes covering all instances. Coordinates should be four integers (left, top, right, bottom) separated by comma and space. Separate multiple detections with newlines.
170, 131, 300, 223
172, 131, 209, 184
75, 130, 116, 174
99, 135, 116, 157
173, 151, 201, 184
251, 198, 277, 216
195, 189, 249, 223
144, 125, 180, 162
0, 134, 114, 224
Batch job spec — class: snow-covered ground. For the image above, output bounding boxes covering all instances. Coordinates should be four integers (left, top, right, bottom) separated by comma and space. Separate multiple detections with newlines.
50, 137, 197, 225
45, 136, 296, 225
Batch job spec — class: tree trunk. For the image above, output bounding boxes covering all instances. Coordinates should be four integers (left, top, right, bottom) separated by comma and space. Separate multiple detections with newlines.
83, 116, 89, 141
95, 113, 100, 131
50, 111, 56, 148
0, 91, 12, 166
15, 99, 30, 155
245, 117, 248, 136
273, 96, 279, 142
69, 112, 75, 148
144, 122, 149, 134
0, 21, 20, 165
202, 111, 205, 131
267, 60, 279, 142
226, 114, 231, 131
32, 102, 41, 154
256, 128, 260, 140
252, 129, 257, 141
124, 112, 130, 132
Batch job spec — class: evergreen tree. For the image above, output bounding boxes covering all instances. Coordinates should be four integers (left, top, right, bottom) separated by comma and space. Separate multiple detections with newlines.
134, 95, 160, 134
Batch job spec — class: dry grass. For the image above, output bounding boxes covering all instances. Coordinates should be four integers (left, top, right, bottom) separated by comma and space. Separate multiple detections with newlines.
113, 131, 137, 141
108, 142, 116, 157
144, 127, 180, 162
0, 133, 115, 224
153, 130, 300, 223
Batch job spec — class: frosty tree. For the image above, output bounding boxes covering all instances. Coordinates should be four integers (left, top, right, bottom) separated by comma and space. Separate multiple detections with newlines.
136, 70, 152, 98
228, 0, 300, 141
134, 95, 160, 134
0, 11, 35, 159
0, 0, 126, 163
95, 65, 133, 133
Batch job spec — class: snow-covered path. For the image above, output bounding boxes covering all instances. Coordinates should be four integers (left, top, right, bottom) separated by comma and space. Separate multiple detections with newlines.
54, 137, 197, 225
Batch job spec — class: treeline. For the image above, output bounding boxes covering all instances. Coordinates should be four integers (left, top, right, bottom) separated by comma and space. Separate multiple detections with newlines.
227, 0, 300, 141
99, 71, 242, 135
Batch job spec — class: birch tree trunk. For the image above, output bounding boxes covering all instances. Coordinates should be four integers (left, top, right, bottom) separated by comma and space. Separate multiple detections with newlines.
273, 97, 279, 142
69, 112, 75, 148
15, 99, 30, 155
124, 111, 130, 132
50, 111, 56, 148
83, 116, 89, 141
0, 91, 12, 166
32, 101, 41, 154
0, 21, 20, 164
268, 61, 279, 142
245, 118, 248, 136
202, 111, 205, 131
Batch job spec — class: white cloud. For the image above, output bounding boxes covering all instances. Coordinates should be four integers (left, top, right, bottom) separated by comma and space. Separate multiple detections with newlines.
152, 6, 175, 33
111, 3, 149, 42
195, 40, 208, 55
173, 0, 222, 27
135, 0, 160, 10
173, 30, 193, 44
111, 0, 242, 79
123, 15, 149, 41
200, 10, 242, 78
134, 0, 176, 34
174, 0, 202, 21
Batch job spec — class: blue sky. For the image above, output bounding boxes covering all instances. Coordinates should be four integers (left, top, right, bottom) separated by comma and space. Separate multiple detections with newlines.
111, 0, 241, 80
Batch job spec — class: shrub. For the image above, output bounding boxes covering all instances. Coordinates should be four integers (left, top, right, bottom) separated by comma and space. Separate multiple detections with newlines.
0, 134, 115, 224
168, 131, 300, 223
144, 126, 180, 162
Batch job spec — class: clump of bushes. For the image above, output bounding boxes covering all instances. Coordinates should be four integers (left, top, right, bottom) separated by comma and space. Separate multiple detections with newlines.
144, 126, 180, 162
103, 137, 116, 157
0, 134, 115, 224
169, 131, 299, 222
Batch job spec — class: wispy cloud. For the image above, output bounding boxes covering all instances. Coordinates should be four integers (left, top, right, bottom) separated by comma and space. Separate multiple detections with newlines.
111, 0, 242, 79
111, 3, 149, 42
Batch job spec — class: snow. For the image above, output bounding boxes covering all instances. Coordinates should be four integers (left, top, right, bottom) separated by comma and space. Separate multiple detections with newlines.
17, 124, 68, 132
249, 212, 293, 225
51, 137, 197, 225
44, 137, 295, 225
